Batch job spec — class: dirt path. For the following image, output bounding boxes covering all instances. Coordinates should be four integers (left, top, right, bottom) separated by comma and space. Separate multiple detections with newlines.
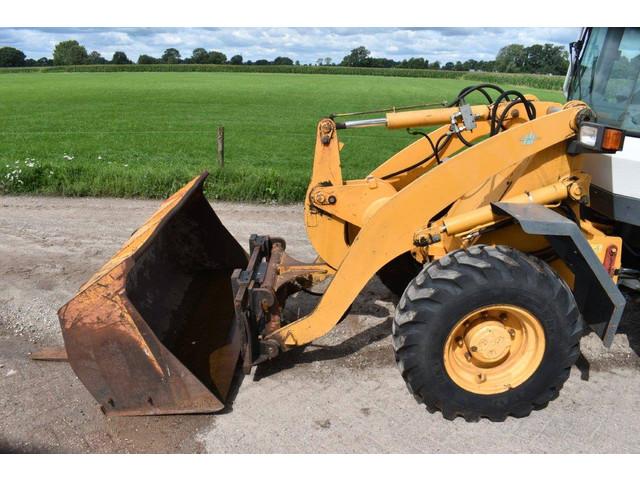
1, 195, 639, 453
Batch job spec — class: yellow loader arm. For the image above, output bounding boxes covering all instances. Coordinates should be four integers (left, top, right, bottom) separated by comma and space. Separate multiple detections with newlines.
270, 103, 586, 347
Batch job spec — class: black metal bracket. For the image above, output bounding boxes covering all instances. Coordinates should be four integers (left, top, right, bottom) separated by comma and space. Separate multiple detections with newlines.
231, 235, 287, 368
492, 202, 626, 347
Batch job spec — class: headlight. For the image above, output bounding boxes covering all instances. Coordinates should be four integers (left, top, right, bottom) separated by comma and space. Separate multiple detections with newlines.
578, 124, 599, 147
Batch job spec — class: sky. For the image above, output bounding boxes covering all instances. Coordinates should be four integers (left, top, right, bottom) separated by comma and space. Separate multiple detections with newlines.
0, 27, 581, 64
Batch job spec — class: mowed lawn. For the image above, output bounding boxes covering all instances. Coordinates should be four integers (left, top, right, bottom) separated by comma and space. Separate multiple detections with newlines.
0, 72, 564, 201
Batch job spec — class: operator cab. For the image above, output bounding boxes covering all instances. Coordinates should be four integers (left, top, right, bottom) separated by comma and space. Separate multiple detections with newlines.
566, 27, 640, 274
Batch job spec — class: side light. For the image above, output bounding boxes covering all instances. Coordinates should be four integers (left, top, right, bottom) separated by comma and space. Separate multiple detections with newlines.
578, 124, 598, 147
602, 128, 624, 151
576, 122, 625, 153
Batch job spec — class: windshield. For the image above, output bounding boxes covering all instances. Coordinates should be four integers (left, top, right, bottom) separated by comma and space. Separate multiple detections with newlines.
568, 27, 640, 135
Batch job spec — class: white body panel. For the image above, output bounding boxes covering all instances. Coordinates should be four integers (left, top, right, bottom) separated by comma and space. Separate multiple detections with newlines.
581, 136, 640, 200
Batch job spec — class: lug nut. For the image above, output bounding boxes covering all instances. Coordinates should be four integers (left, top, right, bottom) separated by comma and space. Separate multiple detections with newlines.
508, 328, 516, 338
455, 336, 463, 347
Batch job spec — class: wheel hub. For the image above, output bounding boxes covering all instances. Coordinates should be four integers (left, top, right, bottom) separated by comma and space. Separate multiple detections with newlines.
444, 305, 545, 395
464, 320, 512, 365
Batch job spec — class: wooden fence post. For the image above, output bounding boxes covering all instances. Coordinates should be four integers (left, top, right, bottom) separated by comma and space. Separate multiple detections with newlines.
217, 126, 225, 168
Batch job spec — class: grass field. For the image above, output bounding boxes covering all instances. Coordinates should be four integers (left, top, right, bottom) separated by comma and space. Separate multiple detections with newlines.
0, 72, 564, 202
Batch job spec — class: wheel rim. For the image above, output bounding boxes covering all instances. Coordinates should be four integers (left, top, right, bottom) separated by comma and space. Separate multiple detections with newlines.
443, 305, 546, 395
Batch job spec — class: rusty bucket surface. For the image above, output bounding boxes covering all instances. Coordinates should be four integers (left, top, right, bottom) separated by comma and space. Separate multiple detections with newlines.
58, 173, 248, 416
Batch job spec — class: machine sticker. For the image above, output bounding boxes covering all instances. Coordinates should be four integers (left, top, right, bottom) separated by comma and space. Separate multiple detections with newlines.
521, 132, 538, 145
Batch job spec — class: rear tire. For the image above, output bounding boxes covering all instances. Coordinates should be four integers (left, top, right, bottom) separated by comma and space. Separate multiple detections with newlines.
392, 245, 583, 421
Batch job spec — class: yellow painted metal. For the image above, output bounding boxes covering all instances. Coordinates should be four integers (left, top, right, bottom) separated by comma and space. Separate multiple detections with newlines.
442, 180, 570, 237
371, 101, 559, 189
443, 305, 546, 395
384, 98, 544, 130
371, 124, 486, 189
269, 104, 585, 348
308, 178, 397, 228
386, 104, 492, 129
305, 101, 563, 268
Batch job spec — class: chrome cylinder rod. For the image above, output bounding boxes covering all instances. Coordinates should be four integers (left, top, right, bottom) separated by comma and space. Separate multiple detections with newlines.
336, 117, 387, 129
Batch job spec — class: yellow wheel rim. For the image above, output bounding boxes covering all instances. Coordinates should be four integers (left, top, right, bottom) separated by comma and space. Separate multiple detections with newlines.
443, 305, 546, 395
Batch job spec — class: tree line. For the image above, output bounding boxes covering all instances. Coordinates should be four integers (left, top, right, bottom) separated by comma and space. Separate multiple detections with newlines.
0, 40, 569, 75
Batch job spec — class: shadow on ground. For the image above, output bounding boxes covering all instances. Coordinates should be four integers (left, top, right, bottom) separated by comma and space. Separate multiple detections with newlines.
252, 278, 397, 381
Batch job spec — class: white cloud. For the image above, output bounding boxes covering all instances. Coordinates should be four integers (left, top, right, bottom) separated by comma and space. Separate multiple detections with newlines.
0, 27, 580, 63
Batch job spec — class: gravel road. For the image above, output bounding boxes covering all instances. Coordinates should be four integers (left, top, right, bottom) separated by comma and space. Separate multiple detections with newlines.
1, 195, 639, 453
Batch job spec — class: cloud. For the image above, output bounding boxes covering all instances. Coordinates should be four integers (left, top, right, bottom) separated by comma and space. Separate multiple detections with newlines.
0, 27, 580, 63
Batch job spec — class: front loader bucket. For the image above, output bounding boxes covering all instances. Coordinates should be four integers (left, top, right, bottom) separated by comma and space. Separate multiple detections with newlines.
58, 173, 248, 416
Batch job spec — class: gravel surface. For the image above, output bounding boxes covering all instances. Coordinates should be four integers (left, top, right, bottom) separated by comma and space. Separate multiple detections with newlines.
1, 195, 639, 453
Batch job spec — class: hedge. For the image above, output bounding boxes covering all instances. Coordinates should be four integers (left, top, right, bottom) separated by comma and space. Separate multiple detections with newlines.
0, 64, 565, 90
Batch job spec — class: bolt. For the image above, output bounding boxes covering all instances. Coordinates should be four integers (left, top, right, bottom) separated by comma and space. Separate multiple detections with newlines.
464, 352, 472, 361
499, 312, 508, 321
455, 336, 463, 347
508, 328, 516, 338
470, 346, 478, 352
477, 373, 487, 383
328, 195, 337, 205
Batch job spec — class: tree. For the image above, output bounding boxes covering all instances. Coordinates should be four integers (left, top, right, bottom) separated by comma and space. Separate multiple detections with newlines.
208, 51, 227, 64
137, 54, 158, 64
0, 46, 26, 67
273, 56, 293, 65
429, 61, 441, 70
476, 59, 495, 72
400, 57, 428, 69
161, 48, 181, 64
324, 57, 332, 66
316, 58, 323, 66
495, 44, 527, 73
36, 57, 52, 66
87, 51, 107, 65
254, 59, 270, 65
191, 48, 209, 64
462, 58, 479, 71
525, 43, 568, 75
111, 51, 131, 65
366, 57, 397, 68
229, 54, 243, 65
52, 40, 88, 65
443, 61, 455, 70
341, 46, 370, 67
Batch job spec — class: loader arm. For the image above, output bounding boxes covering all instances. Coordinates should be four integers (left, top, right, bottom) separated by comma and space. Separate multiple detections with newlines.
268, 105, 584, 348
304, 100, 561, 268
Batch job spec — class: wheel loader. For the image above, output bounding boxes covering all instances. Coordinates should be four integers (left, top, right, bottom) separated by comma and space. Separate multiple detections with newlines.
49, 27, 640, 421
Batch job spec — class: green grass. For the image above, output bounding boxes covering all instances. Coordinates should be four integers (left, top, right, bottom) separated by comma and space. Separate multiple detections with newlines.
0, 72, 564, 202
